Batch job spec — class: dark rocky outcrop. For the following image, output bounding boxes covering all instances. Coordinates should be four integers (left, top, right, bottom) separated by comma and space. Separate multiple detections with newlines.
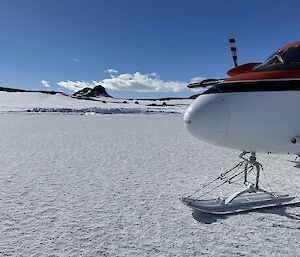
0, 86, 68, 96
73, 85, 111, 98
147, 102, 175, 107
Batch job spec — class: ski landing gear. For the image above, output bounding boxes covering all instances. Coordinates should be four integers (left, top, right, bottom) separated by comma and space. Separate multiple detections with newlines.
181, 152, 299, 215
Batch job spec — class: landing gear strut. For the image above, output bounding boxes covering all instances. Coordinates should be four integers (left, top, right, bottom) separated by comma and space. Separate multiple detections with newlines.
180, 151, 298, 214
240, 152, 262, 189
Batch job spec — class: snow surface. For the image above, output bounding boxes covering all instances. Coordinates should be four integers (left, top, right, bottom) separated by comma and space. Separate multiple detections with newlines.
0, 114, 299, 257
0, 92, 192, 114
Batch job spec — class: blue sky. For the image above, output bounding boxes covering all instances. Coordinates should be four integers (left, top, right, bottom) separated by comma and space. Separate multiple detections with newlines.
0, 0, 300, 98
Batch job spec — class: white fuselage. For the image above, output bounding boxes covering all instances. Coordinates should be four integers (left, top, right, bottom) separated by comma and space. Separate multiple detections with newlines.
184, 91, 300, 154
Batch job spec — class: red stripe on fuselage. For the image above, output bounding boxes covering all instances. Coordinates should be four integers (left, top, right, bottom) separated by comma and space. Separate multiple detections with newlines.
226, 70, 300, 82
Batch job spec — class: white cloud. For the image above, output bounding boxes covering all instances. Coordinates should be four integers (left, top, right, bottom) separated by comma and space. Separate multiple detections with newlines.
73, 58, 80, 63
190, 76, 206, 83
56, 70, 206, 93
57, 80, 98, 92
41, 80, 50, 88
57, 72, 187, 92
105, 68, 118, 74
101, 72, 186, 92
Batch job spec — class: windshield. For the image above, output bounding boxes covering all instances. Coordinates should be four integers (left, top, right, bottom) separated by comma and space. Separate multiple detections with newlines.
281, 46, 300, 63
255, 46, 300, 71
258, 51, 283, 67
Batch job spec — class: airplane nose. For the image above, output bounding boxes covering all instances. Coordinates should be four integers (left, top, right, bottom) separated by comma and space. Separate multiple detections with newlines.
184, 94, 229, 145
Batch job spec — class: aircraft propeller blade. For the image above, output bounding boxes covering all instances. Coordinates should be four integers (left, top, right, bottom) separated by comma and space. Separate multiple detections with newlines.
187, 78, 224, 88
229, 36, 238, 67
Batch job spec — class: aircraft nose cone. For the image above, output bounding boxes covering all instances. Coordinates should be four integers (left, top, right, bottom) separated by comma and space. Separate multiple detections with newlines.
184, 94, 228, 145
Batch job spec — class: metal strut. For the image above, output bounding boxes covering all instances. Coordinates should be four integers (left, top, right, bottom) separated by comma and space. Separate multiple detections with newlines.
224, 152, 275, 204
239, 152, 262, 189
180, 151, 298, 214
187, 151, 270, 200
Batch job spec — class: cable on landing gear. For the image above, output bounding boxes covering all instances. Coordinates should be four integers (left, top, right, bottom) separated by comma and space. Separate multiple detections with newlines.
181, 152, 299, 215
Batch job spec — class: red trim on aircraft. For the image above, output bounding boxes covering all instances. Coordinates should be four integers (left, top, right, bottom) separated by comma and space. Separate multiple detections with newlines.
226, 70, 300, 82
280, 40, 300, 51
227, 63, 261, 77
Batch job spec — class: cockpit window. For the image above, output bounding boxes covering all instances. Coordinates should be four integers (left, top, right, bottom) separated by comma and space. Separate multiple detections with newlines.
281, 46, 300, 63
264, 51, 279, 64
254, 46, 300, 71
255, 51, 283, 69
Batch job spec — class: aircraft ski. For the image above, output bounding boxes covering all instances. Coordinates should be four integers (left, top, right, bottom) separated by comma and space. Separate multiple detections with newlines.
181, 189, 299, 215
181, 152, 300, 215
